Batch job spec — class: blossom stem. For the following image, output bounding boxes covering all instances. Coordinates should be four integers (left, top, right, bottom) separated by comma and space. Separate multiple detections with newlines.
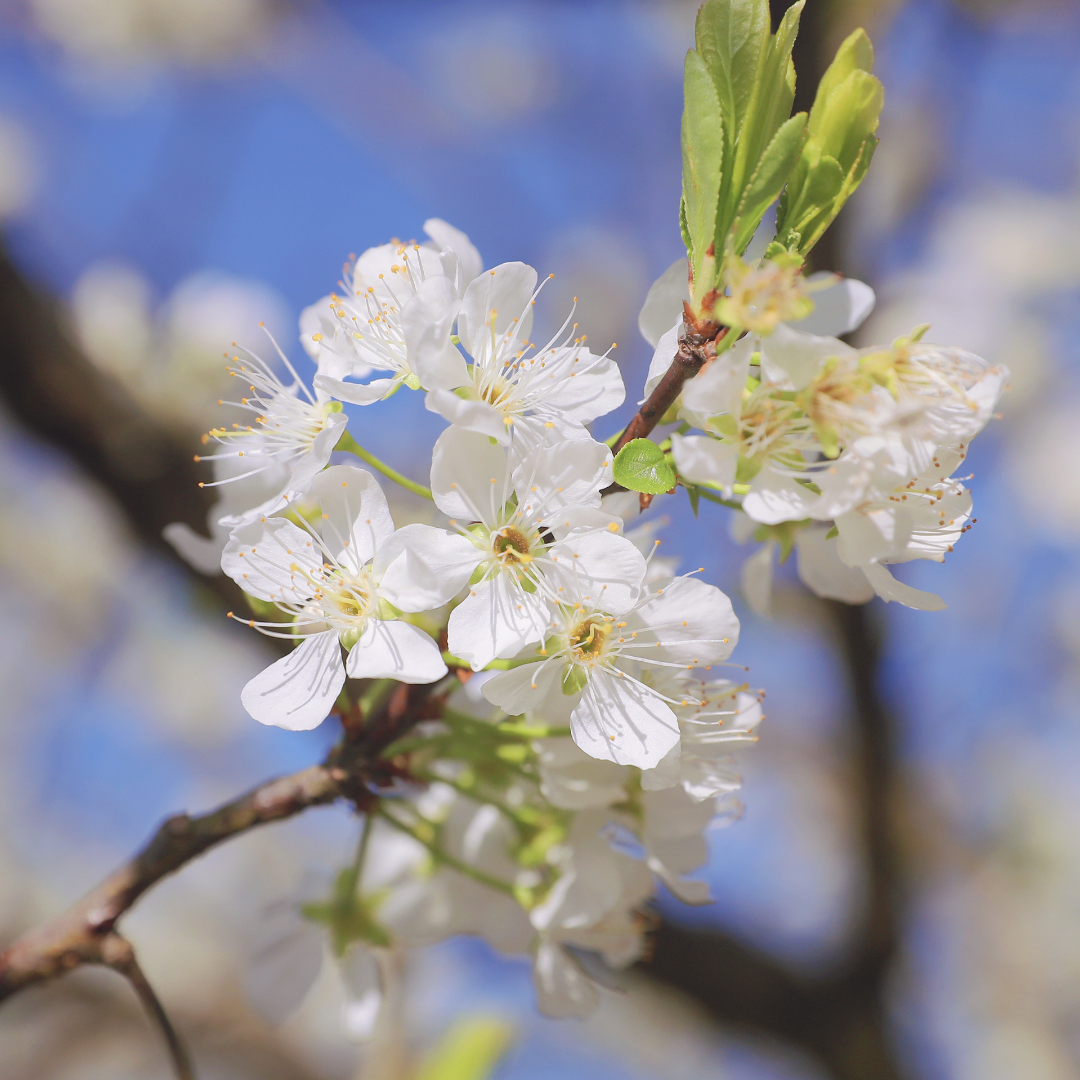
680, 481, 744, 511
336, 430, 433, 501
342, 814, 374, 897
441, 651, 544, 671
375, 807, 517, 896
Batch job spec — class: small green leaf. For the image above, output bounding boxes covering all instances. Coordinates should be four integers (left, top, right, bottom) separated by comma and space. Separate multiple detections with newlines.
825, 524, 839, 540
612, 439, 678, 494
681, 49, 725, 276
686, 483, 701, 518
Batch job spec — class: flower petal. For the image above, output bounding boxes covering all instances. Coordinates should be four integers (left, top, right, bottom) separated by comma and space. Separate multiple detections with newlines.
306, 464, 394, 569
546, 530, 647, 616
424, 218, 483, 292
458, 262, 537, 359
642, 319, 680, 400
670, 434, 737, 492
222, 517, 322, 604
448, 574, 553, 670
402, 276, 468, 391
795, 274, 875, 337
241, 631, 344, 731
638, 258, 688, 348
425, 388, 509, 443
313, 375, 401, 406
632, 575, 740, 667
795, 526, 876, 603
345, 620, 448, 683
430, 425, 509, 522
481, 657, 563, 716
339, 945, 382, 1043
571, 670, 680, 769
862, 562, 946, 611
375, 524, 480, 611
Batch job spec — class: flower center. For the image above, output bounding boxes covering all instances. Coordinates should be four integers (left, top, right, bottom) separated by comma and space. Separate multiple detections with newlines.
492, 526, 532, 564
569, 616, 612, 662
319, 566, 375, 627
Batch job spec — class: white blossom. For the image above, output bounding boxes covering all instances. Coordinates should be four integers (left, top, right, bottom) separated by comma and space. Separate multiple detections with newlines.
305, 219, 482, 405
390, 426, 643, 671
422, 262, 626, 445
221, 465, 447, 730
482, 573, 740, 770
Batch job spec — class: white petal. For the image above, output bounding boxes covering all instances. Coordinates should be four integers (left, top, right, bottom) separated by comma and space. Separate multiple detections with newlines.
345, 620, 448, 683
758, 322, 854, 391
305, 464, 394, 569
742, 467, 817, 525
374, 524, 479, 611
795, 527, 875, 603
425, 388, 509, 443
313, 375, 401, 406
447, 575, 552, 670
834, 505, 911, 567
534, 349, 626, 424
424, 218, 483, 290
546, 531, 647, 616
670, 434, 737, 492
632, 575, 740, 666
241, 631, 344, 731
535, 737, 631, 809
458, 262, 537, 359
245, 917, 324, 1025
795, 274, 875, 337
481, 657, 564, 716
533, 939, 599, 1018
638, 258, 688, 347
339, 945, 382, 1043
430, 425, 508, 522
163, 522, 224, 576
285, 412, 348, 494
862, 562, 946, 611
222, 517, 322, 604
680, 335, 754, 424
741, 542, 775, 618
544, 506, 623, 540
402, 276, 468, 391
642, 319, 680, 400
572, 671, 680, 769
512, 437, 612, 516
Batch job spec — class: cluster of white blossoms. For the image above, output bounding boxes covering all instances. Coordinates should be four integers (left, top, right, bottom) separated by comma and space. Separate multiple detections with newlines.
173, 206, 1001, 1031
641, 249, 1007, 614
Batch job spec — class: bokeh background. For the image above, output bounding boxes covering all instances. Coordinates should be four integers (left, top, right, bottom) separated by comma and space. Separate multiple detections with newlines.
1, 0, 1078, 1078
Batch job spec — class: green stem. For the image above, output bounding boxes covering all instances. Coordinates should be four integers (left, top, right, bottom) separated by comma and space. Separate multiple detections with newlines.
442, 651, 545, 671
682, 481, 744, 511
376, 808, 517, 896
336, 430, 433, 501
342, 814, 373, 897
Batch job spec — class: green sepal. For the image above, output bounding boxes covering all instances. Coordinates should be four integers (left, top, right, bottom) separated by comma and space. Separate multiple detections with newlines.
735, 454, 762, 485
612, 438, 678, 494
686, 483, 701, 518
302, 869, 391, 956
825, 524, 839, 540
752, 519, 809, 563
561, 663, 588, 696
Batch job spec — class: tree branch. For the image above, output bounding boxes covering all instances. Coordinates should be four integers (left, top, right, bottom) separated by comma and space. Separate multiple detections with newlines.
101, 934, 195, 1080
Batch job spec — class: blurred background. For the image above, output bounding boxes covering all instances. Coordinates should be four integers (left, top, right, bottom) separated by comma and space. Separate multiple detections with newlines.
1, 0, 1078, 1077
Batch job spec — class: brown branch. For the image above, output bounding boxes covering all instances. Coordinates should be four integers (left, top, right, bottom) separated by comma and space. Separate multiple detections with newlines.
0, 764, 340, 1002
101, 934, 195, 1080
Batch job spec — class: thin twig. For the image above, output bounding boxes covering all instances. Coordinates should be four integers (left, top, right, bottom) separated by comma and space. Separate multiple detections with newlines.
101, 934, 195, 1080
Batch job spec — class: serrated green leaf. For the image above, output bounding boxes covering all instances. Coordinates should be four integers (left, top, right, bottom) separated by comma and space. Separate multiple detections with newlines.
695, 0, 770, 139
681, 49, 724, 275
613, 438, 677, 494
730, 112, 806, 255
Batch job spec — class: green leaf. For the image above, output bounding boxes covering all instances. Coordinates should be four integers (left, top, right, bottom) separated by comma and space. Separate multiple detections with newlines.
613, 438, 678, 494
695, 0, 770, 137
681, 49, 725, 276
730, 111, 807, 255
775, 27, 883, 255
